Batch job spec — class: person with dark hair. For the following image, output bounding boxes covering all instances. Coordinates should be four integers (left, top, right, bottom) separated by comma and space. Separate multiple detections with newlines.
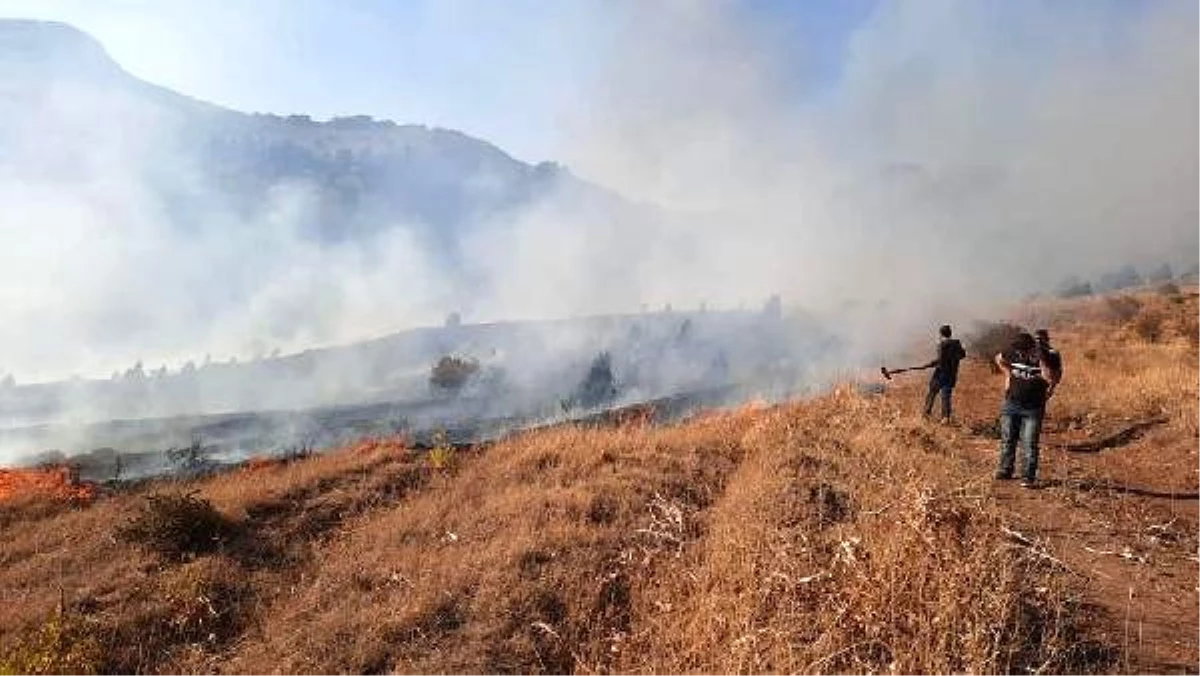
1035, 329, 1064, 389
994, 331, 1061, 488
923, 324, 967, 422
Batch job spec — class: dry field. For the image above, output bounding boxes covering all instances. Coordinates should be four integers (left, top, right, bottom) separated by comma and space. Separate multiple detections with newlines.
1, 287, 1196, 674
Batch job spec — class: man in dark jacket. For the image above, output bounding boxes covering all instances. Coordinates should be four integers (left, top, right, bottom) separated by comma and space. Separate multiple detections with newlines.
923, 324, 967, 422
994, 331, 1062, 488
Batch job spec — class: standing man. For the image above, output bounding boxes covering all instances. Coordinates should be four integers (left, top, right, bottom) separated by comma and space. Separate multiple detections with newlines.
994, 331, 1062, 488
923, 324, 967, 422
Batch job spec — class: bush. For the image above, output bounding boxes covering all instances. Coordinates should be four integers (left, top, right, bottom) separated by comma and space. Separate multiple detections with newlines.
429, 355, 479, 393
117, 492, 238, 562
967, 321, 1024, 365
166, 438, 214, 476
427, 435, 456, 473
572, 352, 617, 409
0, 606, 103, 675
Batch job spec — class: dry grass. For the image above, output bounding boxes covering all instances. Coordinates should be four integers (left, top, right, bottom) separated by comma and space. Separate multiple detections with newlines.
0, 289, 1195, 673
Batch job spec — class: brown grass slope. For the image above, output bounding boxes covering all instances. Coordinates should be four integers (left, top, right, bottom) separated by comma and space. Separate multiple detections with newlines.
0, 287, 1195, 674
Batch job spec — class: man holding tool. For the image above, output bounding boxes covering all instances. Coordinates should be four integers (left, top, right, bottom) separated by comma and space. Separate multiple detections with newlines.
880, 324, 966, 423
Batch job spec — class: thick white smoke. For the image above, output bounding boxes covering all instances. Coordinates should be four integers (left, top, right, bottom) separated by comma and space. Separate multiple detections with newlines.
0, 2, 1194, 466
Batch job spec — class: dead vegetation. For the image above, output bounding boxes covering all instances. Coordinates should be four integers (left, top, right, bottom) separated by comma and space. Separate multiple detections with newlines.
0, 288, 1195, 673
116, 492, 239, 562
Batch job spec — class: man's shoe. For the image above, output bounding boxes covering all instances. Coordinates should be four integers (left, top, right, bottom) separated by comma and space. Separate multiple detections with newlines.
1019, 479, 1038, 489
994, 472, 1013, 480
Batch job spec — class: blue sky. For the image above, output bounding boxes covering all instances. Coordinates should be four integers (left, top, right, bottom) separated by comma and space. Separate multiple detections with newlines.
0, 0, 880, 162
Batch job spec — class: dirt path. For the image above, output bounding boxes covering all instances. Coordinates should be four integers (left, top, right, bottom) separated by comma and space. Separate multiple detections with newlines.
886, 364, 1198, 673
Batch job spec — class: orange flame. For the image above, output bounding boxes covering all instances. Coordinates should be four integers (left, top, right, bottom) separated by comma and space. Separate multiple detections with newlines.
0, 465, 96, 504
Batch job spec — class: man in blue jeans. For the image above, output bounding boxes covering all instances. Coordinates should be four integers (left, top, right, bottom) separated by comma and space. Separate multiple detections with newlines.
994, 331, 1062, 488
922, 325, 967, 422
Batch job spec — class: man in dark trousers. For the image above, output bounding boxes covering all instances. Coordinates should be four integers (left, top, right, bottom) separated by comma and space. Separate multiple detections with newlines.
923, 324, 967, 422
994, 331, 1062, 488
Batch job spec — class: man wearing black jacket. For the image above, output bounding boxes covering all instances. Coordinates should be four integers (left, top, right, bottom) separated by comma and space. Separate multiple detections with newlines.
923, 324, 967, 422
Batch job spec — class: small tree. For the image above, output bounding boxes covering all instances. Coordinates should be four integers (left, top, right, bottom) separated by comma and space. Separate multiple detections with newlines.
430, 355, 479, 393
573, 352, 617, 409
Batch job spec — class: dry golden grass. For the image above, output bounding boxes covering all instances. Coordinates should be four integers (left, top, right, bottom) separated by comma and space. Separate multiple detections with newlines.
0, 288, 1195, 674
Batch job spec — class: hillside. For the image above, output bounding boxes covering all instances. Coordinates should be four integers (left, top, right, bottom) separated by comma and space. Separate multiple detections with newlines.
0, 19, 617, 249
0, 19, 652, 386
0, 286, 1196, 674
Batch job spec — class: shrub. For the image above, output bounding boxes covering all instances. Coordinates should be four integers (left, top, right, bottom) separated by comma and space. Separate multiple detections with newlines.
166, 438, 214, 476
429, 355, 479, 393
967, 321, 1024, 366
0, 606, 103, 675
572, 352, 617, 409
117, 492, 238, 562
426, 430, 456, 471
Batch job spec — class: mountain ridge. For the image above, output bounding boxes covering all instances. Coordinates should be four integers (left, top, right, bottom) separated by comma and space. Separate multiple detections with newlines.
0, 18, 619, 247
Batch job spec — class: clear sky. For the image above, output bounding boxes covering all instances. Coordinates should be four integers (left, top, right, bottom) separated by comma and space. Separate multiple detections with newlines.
0, 0, 878, 163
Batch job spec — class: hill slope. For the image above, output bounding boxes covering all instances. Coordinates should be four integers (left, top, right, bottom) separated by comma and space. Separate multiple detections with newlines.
0, 19, 616, 249
0, 19, 652, 384
0, 287, 1196, 673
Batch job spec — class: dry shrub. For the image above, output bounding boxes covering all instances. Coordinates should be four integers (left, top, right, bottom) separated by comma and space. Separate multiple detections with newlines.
430, 355, 479, 393
1133, 310, 1166, 343
117, 492, 239, 562
967, 321, 1024, 366
1104, 295, 1142, 322
0, 606, 104, 675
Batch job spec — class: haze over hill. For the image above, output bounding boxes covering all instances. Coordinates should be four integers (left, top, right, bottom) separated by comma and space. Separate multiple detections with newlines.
0, 19, 648, 382
0, 3, 1195, 390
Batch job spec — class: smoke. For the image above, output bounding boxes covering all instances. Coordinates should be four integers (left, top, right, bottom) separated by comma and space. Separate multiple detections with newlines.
0, 3, 1194, 464
543, 0, 1197, 348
